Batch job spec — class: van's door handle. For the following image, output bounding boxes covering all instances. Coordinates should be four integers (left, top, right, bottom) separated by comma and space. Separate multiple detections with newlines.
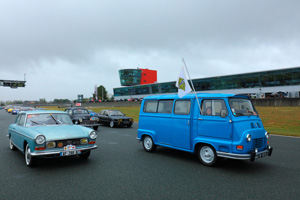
198, 118, 203, 120
188, 120, 190, 125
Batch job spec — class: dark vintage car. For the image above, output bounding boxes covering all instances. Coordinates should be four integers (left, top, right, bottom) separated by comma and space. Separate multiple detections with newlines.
98, 110, 133, 128
65, 107, 100, 131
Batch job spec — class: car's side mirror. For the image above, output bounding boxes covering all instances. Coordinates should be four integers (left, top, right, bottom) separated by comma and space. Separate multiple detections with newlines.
220, 109, 228, 118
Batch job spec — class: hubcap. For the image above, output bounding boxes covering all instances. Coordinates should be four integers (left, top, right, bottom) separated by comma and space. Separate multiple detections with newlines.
25, 145, 31, 165
10, 138, 13, 149
200, 146, 214, 163
144, 137, 152, 150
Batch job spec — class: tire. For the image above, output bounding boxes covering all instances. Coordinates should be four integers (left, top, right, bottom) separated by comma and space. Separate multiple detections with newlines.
109, 120, 114, 128
198, 145, 217, 166
142, 136, 156, 152
25, 144, 35, 167
93, 126, 99, 131
9, 137, 16, 151
79, 150, 90, 160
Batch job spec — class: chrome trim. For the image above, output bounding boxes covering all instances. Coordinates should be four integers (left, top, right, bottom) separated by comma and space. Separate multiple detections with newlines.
136, 137, 141, 142
30, 144, 98, 156
8, 129, 34, 140
217, 149, 270, 160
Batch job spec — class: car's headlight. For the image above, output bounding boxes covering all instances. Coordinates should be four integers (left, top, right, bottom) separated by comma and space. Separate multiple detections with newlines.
265, 131, 269, 139
80, 138, 88, 144
246, 134, 251, 142
46, 141, 56, 148
79, 118, 83, 122
130, 118, 133, 121
36, 135, 46, 145
89, 131, 97, 139
118, 119, 122, 122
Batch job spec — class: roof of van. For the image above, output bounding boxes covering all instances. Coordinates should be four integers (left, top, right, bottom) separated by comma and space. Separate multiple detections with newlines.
144, 93, 244, 100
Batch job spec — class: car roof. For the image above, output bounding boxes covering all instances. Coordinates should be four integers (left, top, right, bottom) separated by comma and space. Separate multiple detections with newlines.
144, 93, 243, 100
19, 110, 67, 115
66, 107, 88, 110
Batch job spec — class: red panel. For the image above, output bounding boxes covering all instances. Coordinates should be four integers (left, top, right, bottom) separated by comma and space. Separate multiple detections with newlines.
140, 69, 157, 85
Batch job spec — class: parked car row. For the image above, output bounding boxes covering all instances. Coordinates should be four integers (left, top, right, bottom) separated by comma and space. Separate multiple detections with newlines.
6, 106, 134, 167
4, 105, 42, 115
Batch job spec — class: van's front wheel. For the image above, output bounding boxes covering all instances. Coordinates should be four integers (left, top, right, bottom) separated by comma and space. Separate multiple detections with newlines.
143, 136, 156, 152
198, 145, 217, 166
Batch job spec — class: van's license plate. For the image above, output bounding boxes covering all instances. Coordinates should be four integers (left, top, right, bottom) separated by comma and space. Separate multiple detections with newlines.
60, 150, 81, 156
257, 151, 268, 158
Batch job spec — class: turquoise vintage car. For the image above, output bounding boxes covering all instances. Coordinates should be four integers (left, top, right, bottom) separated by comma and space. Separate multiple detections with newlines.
7, 110, 98, 167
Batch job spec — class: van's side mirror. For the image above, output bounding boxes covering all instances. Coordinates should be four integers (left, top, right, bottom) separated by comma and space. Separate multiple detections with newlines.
220, 109, 228, 118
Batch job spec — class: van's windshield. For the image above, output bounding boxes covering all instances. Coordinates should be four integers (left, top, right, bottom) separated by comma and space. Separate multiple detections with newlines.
228, 98, 257, 116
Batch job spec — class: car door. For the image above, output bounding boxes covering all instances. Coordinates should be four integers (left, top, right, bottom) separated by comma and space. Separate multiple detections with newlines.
170, 99, 192, 150
197, 99, 232, 140
10, 113, 27, 149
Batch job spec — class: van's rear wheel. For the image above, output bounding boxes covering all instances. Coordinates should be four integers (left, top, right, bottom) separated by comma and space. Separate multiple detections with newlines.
198, 145, 217, 166
143, 136, 156, 152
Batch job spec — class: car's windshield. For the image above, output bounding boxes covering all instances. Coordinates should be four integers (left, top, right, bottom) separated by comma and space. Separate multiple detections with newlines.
73, 109, 89, 114
228, 98, 257, 116
109, 110, 124, 116
25, 113, 73, 126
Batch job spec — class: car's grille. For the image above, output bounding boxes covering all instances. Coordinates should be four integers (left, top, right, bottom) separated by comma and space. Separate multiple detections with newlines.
122, 119, 129, 122
251, 137, 266, 150
80, 119, 96, 125
55, 139, 82, 147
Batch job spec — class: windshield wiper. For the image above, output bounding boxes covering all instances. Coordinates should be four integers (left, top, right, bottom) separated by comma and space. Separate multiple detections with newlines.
30, 120, 40, 125
235, 113, 244, 116
50, 114, 61, 124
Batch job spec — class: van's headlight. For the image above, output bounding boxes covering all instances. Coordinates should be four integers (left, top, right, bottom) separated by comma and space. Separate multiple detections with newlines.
265, 132, 269, 139
89, 131, 97, 139
79, 118, 83, 123
36, 135, 46, 145
246, 134, 251, 142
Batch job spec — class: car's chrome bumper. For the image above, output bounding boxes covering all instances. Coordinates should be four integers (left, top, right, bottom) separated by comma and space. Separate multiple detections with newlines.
30, 145, 98, 156
217, 146, 273, 161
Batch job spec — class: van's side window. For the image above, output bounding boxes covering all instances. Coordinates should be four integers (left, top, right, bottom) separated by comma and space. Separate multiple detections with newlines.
174, 100, 191, 115
144, 100, 158, 113
201, 100, 227, 116
157, 100, 173, 113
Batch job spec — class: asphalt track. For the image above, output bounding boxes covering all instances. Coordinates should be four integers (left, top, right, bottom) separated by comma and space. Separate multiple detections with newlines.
0, 109, 299, 200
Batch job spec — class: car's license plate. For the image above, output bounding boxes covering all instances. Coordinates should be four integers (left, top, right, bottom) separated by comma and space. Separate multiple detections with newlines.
123, 121, 129, 124
60, 150, 81, 156
257, 151, 268, 158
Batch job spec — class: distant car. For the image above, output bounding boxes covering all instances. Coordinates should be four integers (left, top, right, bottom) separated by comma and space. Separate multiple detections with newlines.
11, 108, 21, 115
7, 110, 98, 167
98, 110, 133, 128
88, 109, 99, 117
65, 107, 100, 131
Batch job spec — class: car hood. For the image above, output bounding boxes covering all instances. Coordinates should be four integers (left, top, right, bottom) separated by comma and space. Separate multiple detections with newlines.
29, 125, 91, 141
72, 114, 90, 119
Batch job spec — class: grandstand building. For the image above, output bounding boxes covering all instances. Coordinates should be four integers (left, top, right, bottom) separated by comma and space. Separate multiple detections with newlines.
113, 67, 300, 100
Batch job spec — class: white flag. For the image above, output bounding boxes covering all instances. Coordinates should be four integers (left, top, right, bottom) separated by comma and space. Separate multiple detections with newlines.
175, 67, 192, 98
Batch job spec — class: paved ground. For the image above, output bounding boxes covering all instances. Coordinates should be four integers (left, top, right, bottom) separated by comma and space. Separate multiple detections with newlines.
0, 109, 299, 200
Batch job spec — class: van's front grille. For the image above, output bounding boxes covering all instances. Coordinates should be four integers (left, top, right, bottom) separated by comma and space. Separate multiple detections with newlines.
251, 137, 266, 150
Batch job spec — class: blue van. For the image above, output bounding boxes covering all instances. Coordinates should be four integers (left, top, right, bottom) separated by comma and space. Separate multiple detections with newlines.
137, 93, 273, 166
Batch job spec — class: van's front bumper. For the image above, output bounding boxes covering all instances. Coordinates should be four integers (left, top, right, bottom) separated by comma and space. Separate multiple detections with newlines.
217, 146, 273, 161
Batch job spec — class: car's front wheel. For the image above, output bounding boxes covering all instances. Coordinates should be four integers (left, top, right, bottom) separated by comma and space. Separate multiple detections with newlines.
109, 120, 114, 128
79, 150, 90, 160
9, 137, 16, 151
198, 145, 217, 166
25, 144, 35, 167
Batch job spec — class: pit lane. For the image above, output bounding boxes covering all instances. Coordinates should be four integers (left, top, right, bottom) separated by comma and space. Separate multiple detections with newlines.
0, 109, 299, 200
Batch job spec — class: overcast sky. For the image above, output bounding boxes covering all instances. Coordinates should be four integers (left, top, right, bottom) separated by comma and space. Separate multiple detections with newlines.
1, 0, 300, 101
